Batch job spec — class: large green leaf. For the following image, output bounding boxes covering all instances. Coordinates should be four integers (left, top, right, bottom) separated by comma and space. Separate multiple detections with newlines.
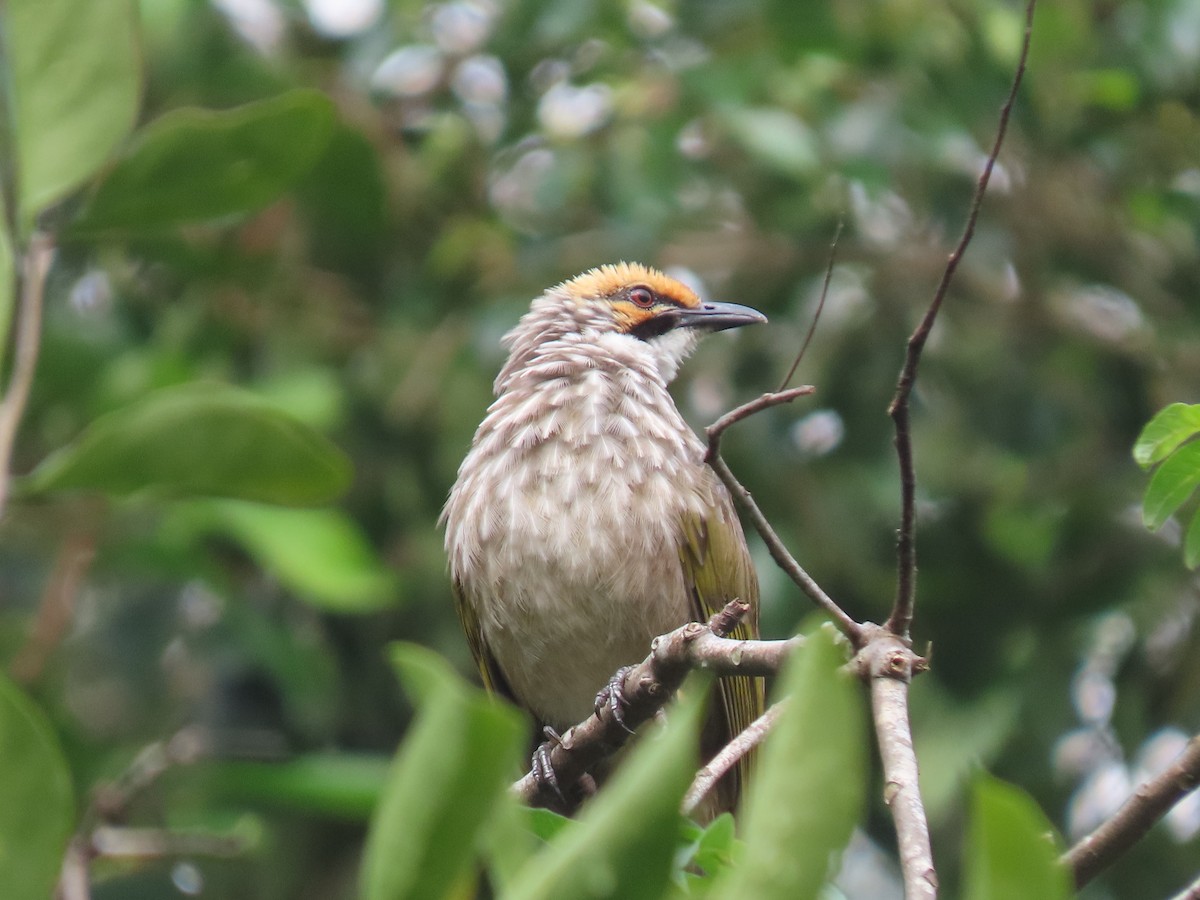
1133, 403, 1200, 469
504, 683, 707, 900
713, 626, 865, 900
73, 90, 336, 233
6, 0, 141, 227
0, 675, 75, 900
172, 500, 397, 612
361, 644, 526, 900
24, 382, 351, 505
1142, 442, 1200, 531
963, 775, 1071, 900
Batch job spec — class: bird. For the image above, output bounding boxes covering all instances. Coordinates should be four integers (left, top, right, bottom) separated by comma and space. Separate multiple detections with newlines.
441, 262, 765, 815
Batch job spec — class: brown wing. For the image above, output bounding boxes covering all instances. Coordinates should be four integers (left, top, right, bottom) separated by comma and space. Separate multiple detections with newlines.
679, 493, 764, 815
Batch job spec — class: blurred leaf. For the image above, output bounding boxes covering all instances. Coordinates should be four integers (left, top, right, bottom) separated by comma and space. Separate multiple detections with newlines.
483, 793, 546, 895
6, 0, 140, 227
24, 382, 351, 505
208, 754, 389, 820
1134, 403, 1200, 468
713, 627, 865, 900
912, 685, 1020, 826
361, 644, 526, 900
963, 775, 1071, 900
1142, 442, 1200, 531
505, 684, 707, 900
1186, 509, 1200, 570
0, 196, 11, 357
73, 90, 336, 233
175, 500, 397, 612
0, 674, 75, 900
720, 108, 820, 180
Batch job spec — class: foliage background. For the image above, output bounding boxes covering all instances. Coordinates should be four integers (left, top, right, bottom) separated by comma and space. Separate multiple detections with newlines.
1, 0, 1199, 897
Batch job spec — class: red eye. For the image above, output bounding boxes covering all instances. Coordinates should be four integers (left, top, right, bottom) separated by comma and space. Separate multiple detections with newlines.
629, 287, 655, 309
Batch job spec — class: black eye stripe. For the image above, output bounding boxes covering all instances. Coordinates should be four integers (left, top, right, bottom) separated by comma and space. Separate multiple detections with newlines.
628, 309, 679, 341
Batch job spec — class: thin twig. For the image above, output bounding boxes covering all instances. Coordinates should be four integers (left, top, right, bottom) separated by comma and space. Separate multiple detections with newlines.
0, 232, 54, 520
10, 529, 96, 683
91, 826, 249, 860
857, 628, 935, 899
884, 0, 1035, 637
1169, 871, 1200, 900
704, 387, 864, 646
706, 387, 816, 451
778, 219, 843, 392
1063, 735, 1200, 889
682, 700, 787, 816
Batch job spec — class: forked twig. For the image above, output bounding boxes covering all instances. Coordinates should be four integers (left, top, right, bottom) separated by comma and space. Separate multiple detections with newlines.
704, 388, 864, 646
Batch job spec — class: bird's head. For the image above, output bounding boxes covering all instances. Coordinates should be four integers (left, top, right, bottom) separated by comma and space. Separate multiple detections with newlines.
496, 262, 766, 391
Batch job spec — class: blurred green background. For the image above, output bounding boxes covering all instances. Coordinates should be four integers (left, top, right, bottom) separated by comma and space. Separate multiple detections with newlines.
2, 0, 1199, 896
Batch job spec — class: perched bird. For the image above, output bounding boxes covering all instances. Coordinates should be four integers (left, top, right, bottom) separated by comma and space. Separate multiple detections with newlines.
442, 262, 765, 814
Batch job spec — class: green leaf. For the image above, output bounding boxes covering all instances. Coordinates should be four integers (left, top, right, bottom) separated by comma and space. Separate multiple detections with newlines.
0, 674, 75, 900
361, 644, 526, 900
720, 108, 820, 180
1185, 508, 1200, 570
73, 90, 336, 233
963, 775, 1071, 900
686, 813, 738, 882
506, 683, 708, 900
1134, 403, 1200, 469
6, 0, 141, 227
24, 382, 351, 505
173, 500, 397, 612
208, 753, 389, 820
713, 626, 865, 900
1142, 442, 1200, 531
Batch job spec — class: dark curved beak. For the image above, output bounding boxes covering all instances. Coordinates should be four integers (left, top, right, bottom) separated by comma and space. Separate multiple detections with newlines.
676, 300, 768, 333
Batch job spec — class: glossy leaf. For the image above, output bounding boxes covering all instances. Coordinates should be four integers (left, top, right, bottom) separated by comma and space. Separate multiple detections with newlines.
714, 626, 865, 900
175, 500, 397, 612
361, 644, 526, 900
1133, 403, 1200, 469
1142, 442, 1200, 531
963, 775, 1071, 900
0, 675, 75, 900
6, 0, 140, 226
24, 382, 351, 505
505, 683, 707, 900
73, 91, 336, 233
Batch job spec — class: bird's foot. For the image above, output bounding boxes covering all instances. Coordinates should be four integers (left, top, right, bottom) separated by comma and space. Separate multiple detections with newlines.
594, 665, 636, 735
531, 726, 566, 804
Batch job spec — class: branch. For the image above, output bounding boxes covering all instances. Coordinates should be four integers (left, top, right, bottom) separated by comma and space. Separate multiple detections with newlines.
512, 600, 799, 806
682, 700, 786, 817
1063, 734, 1200, 889
1170, 872, 1200, 900
856, 626, 935, 899
884, 0, 1036, 637
0, 231, 53, 520
704, 388, 865, 647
